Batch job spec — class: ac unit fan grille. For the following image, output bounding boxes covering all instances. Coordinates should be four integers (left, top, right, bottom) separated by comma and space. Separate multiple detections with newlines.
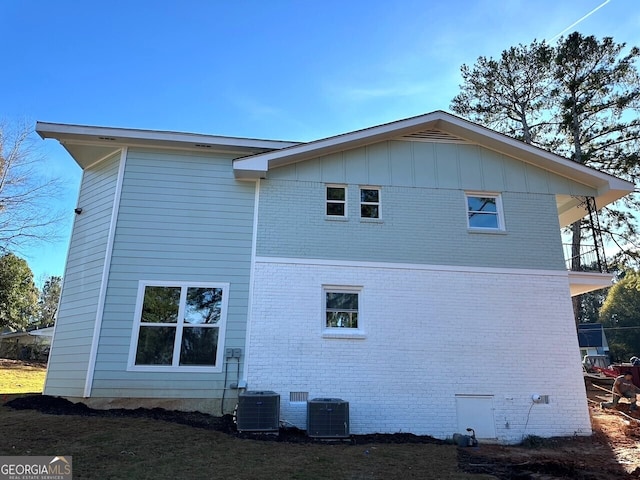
307, 398, 349, 438
236, 391, 280, 432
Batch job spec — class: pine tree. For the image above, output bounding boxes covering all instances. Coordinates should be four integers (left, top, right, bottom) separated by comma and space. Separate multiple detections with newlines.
451, 32, 640, 323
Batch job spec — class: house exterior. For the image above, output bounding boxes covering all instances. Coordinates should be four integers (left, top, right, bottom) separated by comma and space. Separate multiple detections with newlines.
0, 327, 53, 361
37, 111, 634, 443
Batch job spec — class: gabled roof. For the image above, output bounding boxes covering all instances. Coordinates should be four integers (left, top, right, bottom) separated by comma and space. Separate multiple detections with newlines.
233, 110, 634, 226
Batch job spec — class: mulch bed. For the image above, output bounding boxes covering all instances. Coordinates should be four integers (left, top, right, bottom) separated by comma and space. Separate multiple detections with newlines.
4, 394, 446, 445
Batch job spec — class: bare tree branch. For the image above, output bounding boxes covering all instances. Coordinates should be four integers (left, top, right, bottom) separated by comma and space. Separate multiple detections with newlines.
0, 118, 66, 253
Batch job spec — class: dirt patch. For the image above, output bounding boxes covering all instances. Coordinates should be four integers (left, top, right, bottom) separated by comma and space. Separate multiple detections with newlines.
0, 358, 47, 369
457, 430, 629, 480
455, 386, 640, 479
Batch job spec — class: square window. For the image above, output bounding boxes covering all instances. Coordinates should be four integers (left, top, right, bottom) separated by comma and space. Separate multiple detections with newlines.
325, 290, 359, 328
360, 187, 380, 219
466, 193, 504, 230
130, 282, 228, 371
326, 185, 346, 217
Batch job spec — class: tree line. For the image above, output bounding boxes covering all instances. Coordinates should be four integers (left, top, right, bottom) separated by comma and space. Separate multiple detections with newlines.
1, 119, 65, 333
0, 252, 61, 331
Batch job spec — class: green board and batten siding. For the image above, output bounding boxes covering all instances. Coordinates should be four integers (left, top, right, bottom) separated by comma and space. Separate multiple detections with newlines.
257, 140, 597, 270
89, 149, 255, 398
44, 153, 121, 397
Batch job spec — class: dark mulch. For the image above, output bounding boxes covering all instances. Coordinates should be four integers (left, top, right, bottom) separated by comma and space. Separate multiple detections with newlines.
4, 394, 446, 446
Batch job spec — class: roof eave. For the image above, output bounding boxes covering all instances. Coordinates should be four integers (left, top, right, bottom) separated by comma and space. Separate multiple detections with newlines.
233, 111, 445, 175
37, 122, 299, 169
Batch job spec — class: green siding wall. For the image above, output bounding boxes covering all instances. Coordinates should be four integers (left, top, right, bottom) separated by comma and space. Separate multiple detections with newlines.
257, 140, 581, 270
256, 183, 565, 270
269, 140, 596, 195
44, 153, 121, 397
90, 148, 255, 398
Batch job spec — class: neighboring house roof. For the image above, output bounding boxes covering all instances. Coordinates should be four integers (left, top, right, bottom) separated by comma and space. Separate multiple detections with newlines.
29, 327, 55, 338
0, 327, 55, 339
37, 111, 635, 227
577, 323, 609, 349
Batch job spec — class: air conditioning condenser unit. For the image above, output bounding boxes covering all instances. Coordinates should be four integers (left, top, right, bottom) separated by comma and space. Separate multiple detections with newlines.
236, 390, 280, 433
307, 398, 349, 438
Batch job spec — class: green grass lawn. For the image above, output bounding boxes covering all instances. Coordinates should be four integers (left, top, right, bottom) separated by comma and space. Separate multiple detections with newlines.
0, 359, 46, 394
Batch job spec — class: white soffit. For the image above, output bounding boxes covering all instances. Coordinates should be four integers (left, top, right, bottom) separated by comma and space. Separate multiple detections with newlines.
36, 122, 299, 169
568, 271, 614, 296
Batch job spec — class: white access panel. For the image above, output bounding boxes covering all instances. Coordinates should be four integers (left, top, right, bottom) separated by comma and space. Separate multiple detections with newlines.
455, 395, 496, 439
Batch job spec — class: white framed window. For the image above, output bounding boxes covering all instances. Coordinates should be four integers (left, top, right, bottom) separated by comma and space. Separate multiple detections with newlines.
465, 193, 505, 231
322, 286, 366, 339
128, 281, 229, 372
326, 289, 359, 328
326, 185, 347, 217
360, 186, 381, 219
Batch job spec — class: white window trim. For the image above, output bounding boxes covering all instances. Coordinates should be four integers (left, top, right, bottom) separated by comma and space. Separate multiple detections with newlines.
326, 184, 347, 219
127, 280, 230, 373
321, 285, 366, 339
360, 186, 382, 220
465, 192, 505, 232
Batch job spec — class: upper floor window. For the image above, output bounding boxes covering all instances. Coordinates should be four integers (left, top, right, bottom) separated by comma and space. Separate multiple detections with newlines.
326, 185, 346, 217
466, 193, 504, 230
128, 282, 229, 372
360, 187, 380, 219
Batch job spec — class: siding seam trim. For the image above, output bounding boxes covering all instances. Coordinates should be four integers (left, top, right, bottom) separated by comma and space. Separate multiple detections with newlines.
242, 179, 259, 388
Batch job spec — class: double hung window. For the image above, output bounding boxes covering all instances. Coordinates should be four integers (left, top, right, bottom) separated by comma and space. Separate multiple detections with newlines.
326, 185, 346, 217
466, 193, 504, 231
360, 187, 380, 219
325, 288, 359, 329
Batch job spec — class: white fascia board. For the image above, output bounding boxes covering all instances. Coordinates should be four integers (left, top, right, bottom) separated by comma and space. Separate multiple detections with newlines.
36, 122, 299, 155
443, 117, 633, 191
233, 111, 445, 176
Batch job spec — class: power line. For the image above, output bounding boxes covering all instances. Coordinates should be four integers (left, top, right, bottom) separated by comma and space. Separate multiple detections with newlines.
602, 326, 640, 331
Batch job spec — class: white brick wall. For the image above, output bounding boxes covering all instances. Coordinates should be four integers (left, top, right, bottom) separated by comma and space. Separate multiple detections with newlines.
246, 260, 591, 444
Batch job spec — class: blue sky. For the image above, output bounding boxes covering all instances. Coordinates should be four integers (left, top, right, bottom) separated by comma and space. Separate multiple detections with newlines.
1, 0, 639, 284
